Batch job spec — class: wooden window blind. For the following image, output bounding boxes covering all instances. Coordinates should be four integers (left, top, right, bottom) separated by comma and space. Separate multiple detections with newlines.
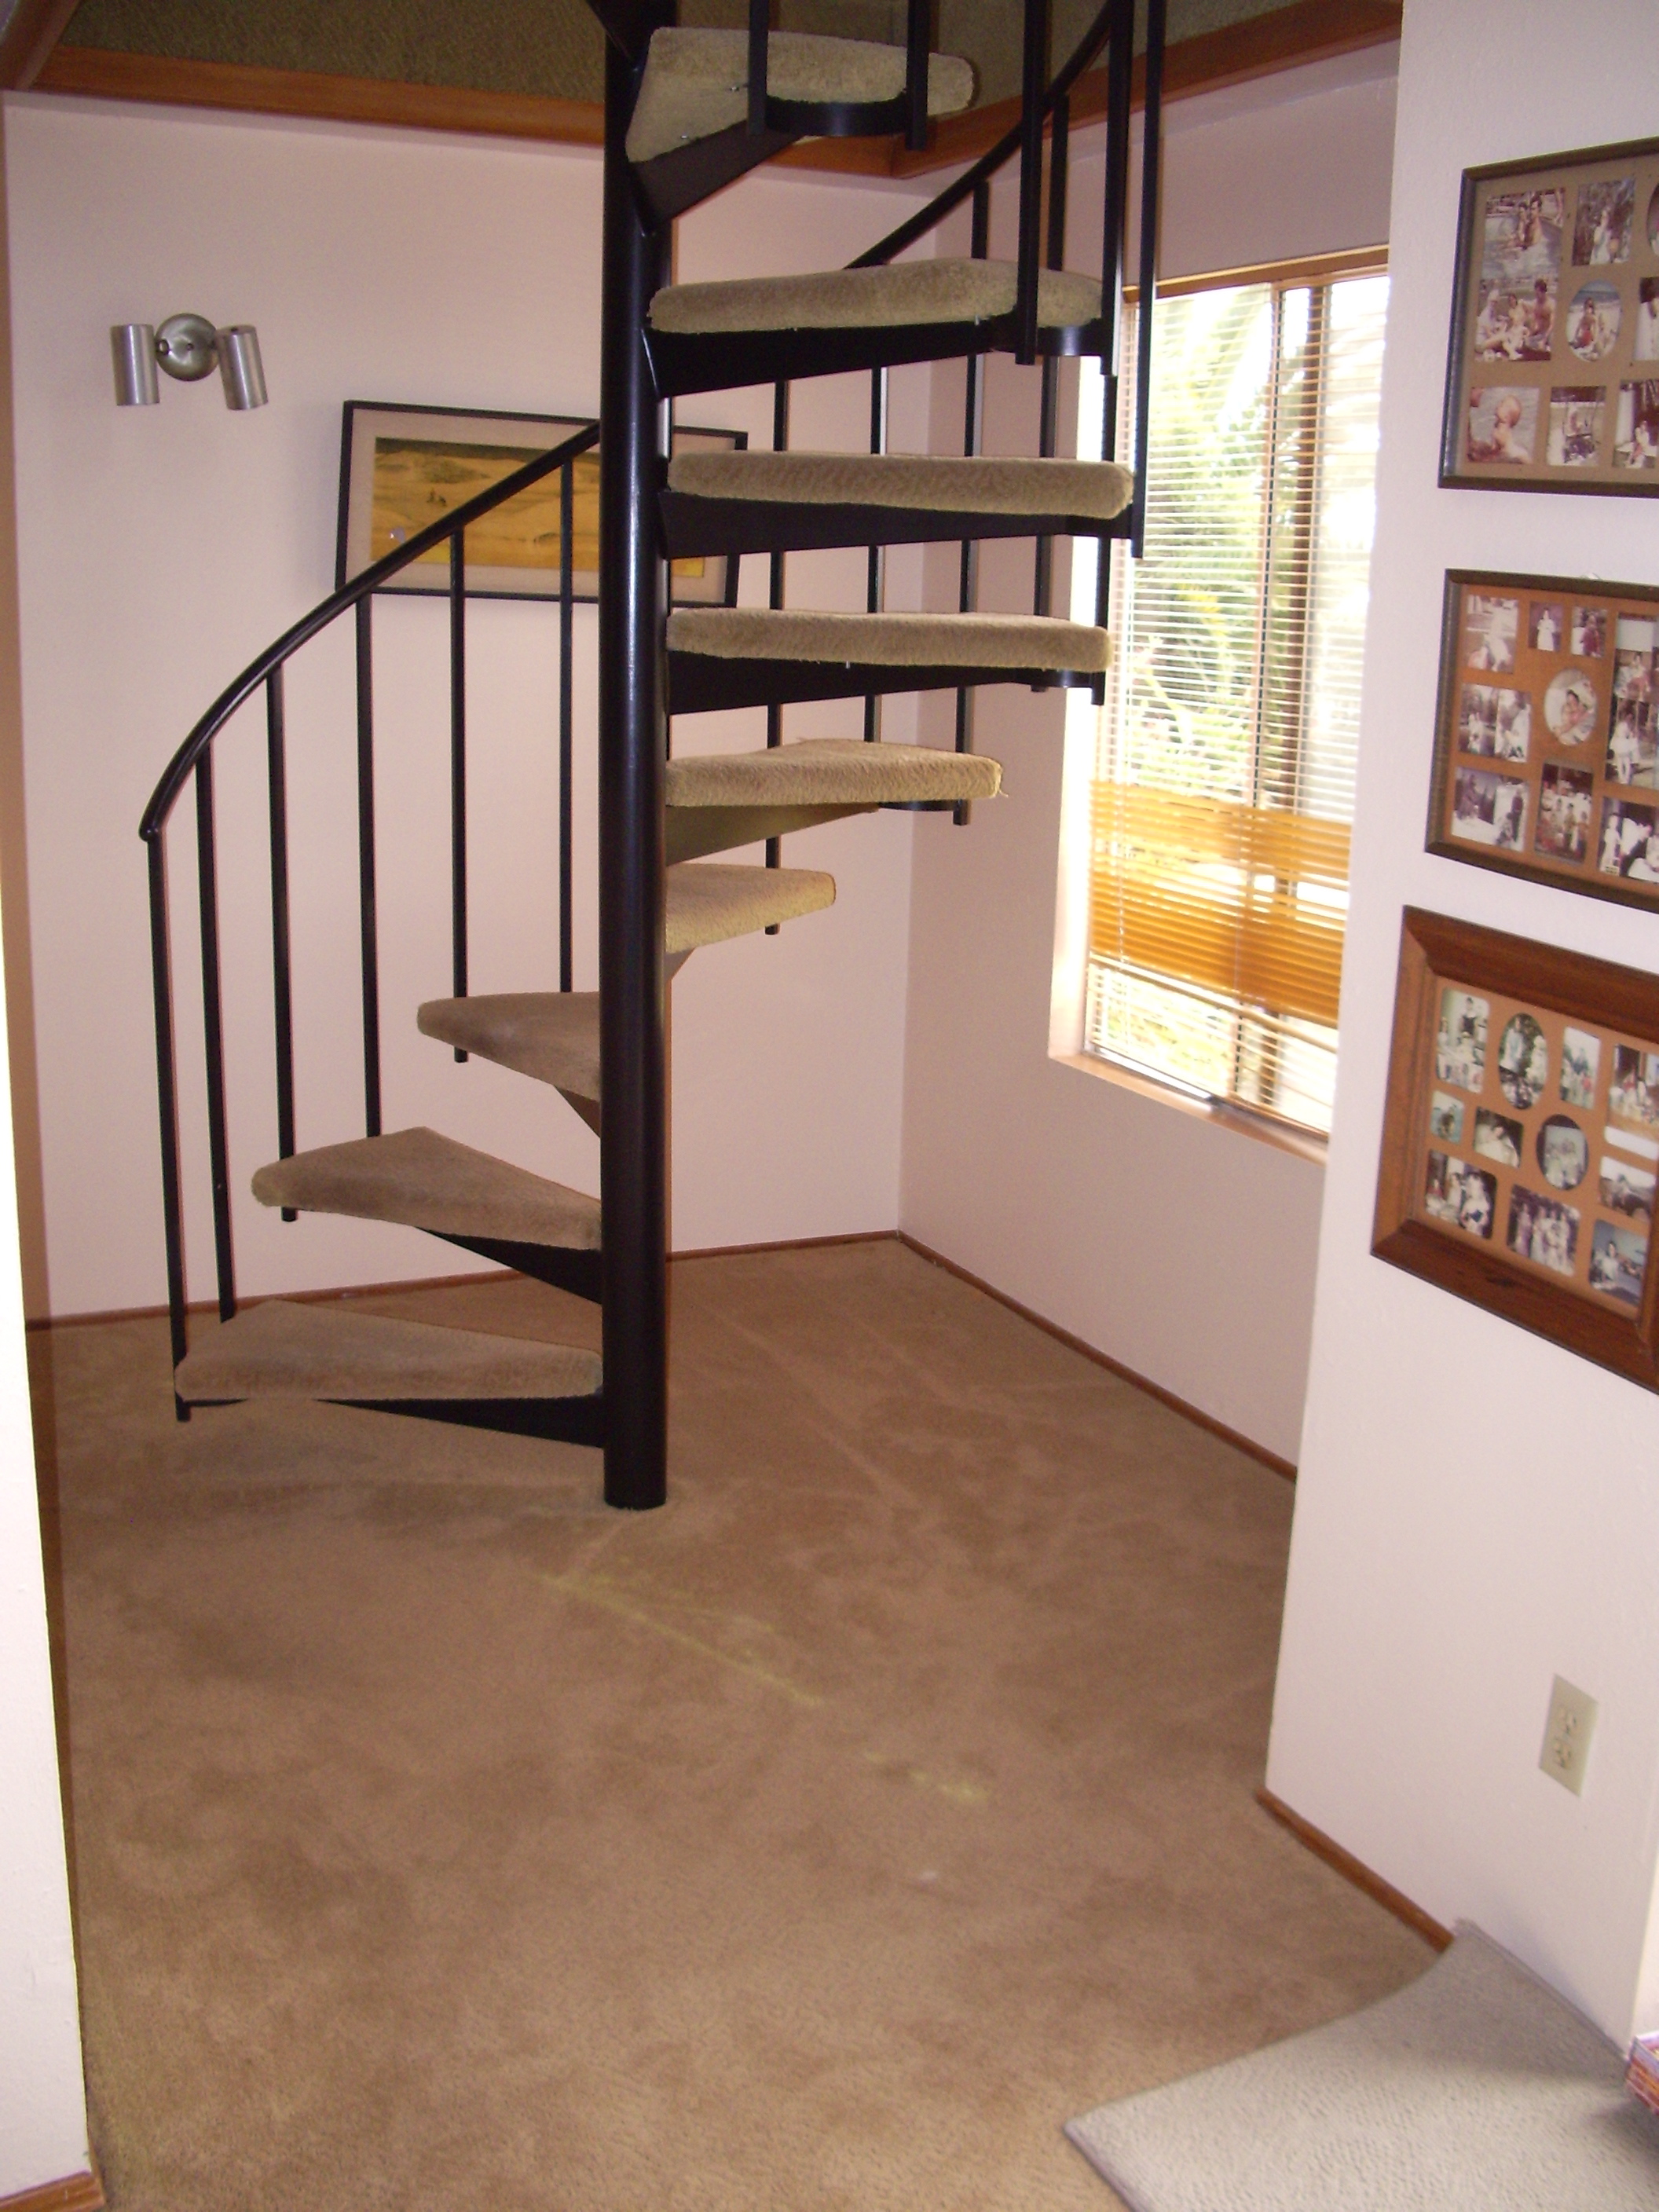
1077, 266, 1388, 1135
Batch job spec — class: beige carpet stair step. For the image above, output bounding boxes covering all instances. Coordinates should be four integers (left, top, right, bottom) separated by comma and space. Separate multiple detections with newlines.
251, 1128, 601, 1248
419, 992, 602, 1128
651, 258, 1101, 339
665, 741, 1003, 864
661, 448, 1135, 558
668, 606, 1109, 670
626, 29, 974, 165
176, 1298, 601, 1404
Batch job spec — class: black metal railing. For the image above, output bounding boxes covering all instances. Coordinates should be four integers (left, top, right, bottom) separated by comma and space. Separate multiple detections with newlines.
140, 419, 601, 1408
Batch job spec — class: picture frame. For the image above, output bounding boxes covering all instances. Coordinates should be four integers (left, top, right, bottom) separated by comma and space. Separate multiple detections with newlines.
1427, 569, 1659, 912
1374, 907, 1659, 1390
335, 401, 745, 602
1440, 135, 1659, 496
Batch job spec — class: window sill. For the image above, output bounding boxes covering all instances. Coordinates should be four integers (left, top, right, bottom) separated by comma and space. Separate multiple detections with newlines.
1052, 1049, 1330, 1168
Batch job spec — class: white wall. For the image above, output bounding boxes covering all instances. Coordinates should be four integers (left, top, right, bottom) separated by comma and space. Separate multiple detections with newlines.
0, 104, 90, 2194
899, 49, 1398, 1464
5, 93, 936, 1317
1269, 0, 1659, 2044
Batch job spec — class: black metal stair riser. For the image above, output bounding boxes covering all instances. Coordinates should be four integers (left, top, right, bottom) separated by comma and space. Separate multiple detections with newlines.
186, 1393, 606, 1445
660, 492, 1131, 560
667, 655, 1104, 716
646, 315, 1108, 400
632, 122, 797, 230
434, 1233, 603, 1304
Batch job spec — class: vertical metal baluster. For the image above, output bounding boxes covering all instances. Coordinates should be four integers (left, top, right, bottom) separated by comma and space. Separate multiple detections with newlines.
1034, 91, 1069, 618
266, 666, 296, 1218
1097, 0, 1135, 630
765, 378, 789, 925
355, 597, 382, 1137
147, 833, 190, 1417
747, 0, 769, 135
1015, 0, 1051, 364
560, 460, 575, 994
450, 531, 468, 1052
864, 364, 887, 743
1133, 0, 1166, 561
194, 753, 236, 1322
954, 179, 991, 828
904, 0, 928, 152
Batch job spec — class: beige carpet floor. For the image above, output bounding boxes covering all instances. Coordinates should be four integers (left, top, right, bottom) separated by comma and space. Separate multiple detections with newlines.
34, 1239, 1433, 2212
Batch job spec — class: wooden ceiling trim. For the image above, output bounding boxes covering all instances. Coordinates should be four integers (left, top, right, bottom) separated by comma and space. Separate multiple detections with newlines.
34, 0, 1399, 173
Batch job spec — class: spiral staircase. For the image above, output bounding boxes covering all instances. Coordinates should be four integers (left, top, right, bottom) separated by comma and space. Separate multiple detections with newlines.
144, 0, 1163, 1511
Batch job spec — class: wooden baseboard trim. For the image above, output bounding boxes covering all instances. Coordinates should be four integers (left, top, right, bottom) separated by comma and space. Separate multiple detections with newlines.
896, 1232, 1297, 1481
0, 2171, 105, 2212
1256, 1786, 1452, 1950
35, 2, 1399, 169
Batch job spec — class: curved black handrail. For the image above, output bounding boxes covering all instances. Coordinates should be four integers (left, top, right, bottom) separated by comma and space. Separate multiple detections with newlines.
140, 419, 601, 840
848, 0, 1117, 272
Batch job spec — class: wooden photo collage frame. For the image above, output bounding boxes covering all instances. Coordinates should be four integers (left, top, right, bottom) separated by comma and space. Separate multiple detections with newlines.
1427, 569, 1659, 910
1441, 135, 1659, 496
1375, 909, 1659, 1390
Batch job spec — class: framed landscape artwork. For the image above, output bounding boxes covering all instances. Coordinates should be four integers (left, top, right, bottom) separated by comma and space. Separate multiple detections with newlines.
336, 401, 743, 602
1427, 569, 1659, 911
1441, 136, 1659, 495
1374, 908, 1659, 1390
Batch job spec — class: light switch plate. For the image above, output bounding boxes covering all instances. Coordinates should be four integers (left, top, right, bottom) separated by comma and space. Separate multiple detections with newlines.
1540, 1675, 1598, 1796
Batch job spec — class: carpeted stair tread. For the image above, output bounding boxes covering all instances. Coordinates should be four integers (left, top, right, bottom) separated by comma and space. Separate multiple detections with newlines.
650, 258, 1101, 337
175, 1298, 602, 1404
666, 861, 835, 950
667, 738, 1001, 808
419, 991, 600, 1103
667, 448, 1133, 522
627, 29, 974, 165
667, 606, 1110, 672
250, 1128, 600, 1249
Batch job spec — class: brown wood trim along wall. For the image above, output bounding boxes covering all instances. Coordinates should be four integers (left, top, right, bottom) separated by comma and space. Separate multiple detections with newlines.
1256, 1787, 1454, 1950
35, 0, 1400, 165
0, 2171, 106, 2212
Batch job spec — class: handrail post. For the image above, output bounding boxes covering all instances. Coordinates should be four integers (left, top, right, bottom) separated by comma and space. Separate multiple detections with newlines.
147, 833, 190, 1416
355, 597, 382, 1137
1015, 0, 1050, 364
954, 178, 991, 827
1034, 90, 1069, 617
266, 667, 296, 1216
764, 377, 789, 914
560, 460, 575, 994
864, 365, 887, 742
599, 34, 670, 1510
194, 754, 236, 1323
1133, 0, 1166, 561
449, 530, 469, 1042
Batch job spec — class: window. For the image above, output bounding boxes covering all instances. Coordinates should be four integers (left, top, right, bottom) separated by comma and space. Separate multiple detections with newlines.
1073, 262, 1389, 1137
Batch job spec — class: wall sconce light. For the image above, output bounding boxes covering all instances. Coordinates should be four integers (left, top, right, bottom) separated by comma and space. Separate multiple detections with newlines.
111, 313, 268, 410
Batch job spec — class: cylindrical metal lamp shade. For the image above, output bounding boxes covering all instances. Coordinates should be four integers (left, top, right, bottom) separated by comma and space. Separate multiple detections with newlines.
217, 326, 267, 410
111, 324, 159, 406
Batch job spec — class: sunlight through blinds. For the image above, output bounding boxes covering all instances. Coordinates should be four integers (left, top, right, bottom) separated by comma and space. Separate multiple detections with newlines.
1082, 269, 1388, 1134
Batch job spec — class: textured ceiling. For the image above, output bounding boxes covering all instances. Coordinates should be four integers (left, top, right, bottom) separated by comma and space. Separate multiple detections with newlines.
58, 0, 1305, 108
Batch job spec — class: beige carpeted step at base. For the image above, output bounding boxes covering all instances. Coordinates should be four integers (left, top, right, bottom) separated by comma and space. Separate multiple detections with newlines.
419, 993, 602, 1130
668, 606, 1110, 672
175, 1298, 601, 1404
651, 258, 1102, 337
668, 737, 1002, 809
668, 449, 1133, 522
251, 1128, 601, 1248
627, 28, 974, 164
667, 861, 834, 950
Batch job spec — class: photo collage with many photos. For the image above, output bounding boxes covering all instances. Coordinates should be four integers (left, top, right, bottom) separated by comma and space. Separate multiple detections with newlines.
1419, 982, 1657, 1311
1439, 575, 1659, 899
1450, 145, 1659, 489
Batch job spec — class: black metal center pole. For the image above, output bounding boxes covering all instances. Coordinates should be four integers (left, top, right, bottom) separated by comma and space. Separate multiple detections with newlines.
598, 35, 670, 1511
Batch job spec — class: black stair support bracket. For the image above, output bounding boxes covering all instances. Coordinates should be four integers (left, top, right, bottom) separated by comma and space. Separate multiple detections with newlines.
434, 1232, 603, 1305
583, 0, 671, 63
668, 654, 1104, 716
645, 314, 1106, 400
666, 800, 874, 866
661, 493, 1131, 560
632, 121, 797, 229
598, 36, 671, 1513
334, 1394, 608, 1446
